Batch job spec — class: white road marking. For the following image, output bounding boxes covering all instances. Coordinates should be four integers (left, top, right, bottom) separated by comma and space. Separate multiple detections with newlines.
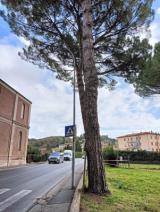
0, 190, 32, 211
0, 189, 10, 195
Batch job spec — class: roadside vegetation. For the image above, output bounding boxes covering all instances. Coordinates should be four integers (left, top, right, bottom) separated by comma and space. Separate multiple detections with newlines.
103, 146, 160, 164
27, 145, 49, 163
27, 135, 116, 163
81, 164, 160, 212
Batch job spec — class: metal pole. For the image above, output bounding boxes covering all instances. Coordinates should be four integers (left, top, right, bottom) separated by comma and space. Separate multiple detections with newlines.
72, 67, 76, 189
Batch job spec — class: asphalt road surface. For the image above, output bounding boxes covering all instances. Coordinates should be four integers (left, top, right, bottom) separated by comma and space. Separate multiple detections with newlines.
0, 159, 84, 212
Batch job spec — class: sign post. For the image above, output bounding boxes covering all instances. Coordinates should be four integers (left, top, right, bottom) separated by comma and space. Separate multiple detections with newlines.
65, 124, 76, 189
64, 66, 76, 189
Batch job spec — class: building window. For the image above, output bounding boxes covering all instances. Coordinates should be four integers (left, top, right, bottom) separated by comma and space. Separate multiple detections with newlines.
21, 103, 25, 119
18, 131, 22, 151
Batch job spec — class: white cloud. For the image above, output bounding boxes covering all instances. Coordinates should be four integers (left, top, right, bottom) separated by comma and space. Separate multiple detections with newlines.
1, 31, 160, 139
98, 86, 160, 138
18, 37, 30, 46
149, 22, 160, 46
0, 42, 83, 138
156, 7, 160, 15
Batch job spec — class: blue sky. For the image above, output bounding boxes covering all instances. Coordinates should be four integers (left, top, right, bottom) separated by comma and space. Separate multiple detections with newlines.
0, 1, 160, 139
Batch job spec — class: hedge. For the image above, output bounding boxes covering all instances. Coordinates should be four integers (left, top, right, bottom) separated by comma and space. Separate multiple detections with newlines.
102, 147, 160, 164
118, 150, 160, 163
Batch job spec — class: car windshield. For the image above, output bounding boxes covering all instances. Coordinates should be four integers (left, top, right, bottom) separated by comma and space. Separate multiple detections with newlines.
50, 152, 60, 156
64, 153, 71, 156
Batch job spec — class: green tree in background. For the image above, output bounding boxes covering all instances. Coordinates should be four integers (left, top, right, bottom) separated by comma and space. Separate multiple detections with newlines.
0, 0, 154, 194
129, 42, 160, 96
27, 145, 41, 162
75, 139, 82, 152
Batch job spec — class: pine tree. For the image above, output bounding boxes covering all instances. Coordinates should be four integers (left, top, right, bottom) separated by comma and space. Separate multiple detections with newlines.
0, 0, 153, 194
129, 42, 160, 96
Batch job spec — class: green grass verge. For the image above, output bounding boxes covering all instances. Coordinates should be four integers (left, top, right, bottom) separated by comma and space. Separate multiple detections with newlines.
129, 163, 160, 170
81, 165, 160, 212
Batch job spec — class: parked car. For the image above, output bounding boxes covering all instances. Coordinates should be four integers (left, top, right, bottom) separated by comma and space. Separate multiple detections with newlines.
48, 152, 64, 164
64, 150, 72, 161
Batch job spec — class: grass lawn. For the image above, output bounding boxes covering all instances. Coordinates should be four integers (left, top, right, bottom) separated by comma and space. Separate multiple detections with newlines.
80, 165, 160, 212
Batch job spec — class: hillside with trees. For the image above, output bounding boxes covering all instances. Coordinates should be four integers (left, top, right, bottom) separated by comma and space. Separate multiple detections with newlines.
29, 135, 117, 149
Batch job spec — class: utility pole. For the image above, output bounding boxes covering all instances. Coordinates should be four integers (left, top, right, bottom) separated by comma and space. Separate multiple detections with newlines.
72, 67, 76, 189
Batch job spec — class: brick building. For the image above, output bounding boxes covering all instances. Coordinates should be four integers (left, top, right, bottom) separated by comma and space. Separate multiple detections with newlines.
0, 79, 31, 167
117, 132, 160, 152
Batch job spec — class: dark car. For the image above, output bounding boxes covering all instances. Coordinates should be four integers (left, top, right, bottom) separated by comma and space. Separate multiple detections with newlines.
48, 152, 64, 164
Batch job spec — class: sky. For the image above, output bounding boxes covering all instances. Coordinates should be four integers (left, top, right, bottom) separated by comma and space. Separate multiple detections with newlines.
0, 2, 160, 139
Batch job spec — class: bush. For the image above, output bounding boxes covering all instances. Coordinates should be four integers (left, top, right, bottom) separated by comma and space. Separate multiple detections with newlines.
31, 154, 41, 162
27, 145, 43, 163
41, 153, 50, 161
103, 146, 118, 167
75, 152, 83, 158
103, 146, 117, 160
118, 150, 160, 163
75, 140, 82, 152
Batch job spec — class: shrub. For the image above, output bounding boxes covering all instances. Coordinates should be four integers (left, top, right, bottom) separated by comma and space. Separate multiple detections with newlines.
27, 145, 42, 163
75, 152, 83, 158
118, 150, 160, 163
103, 146, 117, 160
103, 146, 118, 167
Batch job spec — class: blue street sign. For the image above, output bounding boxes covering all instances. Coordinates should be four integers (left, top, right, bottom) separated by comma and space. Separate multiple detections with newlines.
65, 125, 75, 137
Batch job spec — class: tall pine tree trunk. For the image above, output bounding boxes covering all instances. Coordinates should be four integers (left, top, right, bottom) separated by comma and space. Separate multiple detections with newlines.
77, 0, 110, 194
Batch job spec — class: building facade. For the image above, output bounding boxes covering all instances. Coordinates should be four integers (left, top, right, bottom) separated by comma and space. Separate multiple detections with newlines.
117, 132, 160, 152
0, 79, 31, 167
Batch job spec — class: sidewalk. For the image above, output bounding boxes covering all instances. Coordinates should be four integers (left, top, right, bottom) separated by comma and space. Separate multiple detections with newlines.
0, 162, 46, 171
29, 169, 83, 212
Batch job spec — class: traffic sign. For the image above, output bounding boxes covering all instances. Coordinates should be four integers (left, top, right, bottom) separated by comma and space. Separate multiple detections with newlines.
65, 125, 75, 137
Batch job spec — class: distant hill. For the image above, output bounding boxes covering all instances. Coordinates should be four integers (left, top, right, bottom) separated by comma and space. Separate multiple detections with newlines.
28, 135, 117, 149
101, 135, 117, 145
29, 136, 70, 149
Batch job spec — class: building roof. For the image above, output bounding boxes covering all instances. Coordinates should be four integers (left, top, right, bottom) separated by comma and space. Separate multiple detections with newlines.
117, 131, 160, 139
0, 79, 32, 104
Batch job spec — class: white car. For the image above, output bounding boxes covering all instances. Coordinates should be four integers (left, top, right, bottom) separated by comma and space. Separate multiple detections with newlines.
64, 150, 72, 161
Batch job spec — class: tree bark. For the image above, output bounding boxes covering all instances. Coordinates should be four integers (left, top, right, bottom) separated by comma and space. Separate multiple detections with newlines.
77, 0, 110, 194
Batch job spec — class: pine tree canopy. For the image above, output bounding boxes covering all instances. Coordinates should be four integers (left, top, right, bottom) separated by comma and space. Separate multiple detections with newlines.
0, 0, 154, 87
130, 42, 160, 97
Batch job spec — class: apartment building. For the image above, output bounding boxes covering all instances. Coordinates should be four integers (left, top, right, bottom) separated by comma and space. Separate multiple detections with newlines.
0, 79, 31, 167
117, 132, 160, 152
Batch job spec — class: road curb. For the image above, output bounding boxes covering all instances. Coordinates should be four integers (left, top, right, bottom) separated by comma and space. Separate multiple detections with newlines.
69, 173, 83, 212
28, 176, 69, 212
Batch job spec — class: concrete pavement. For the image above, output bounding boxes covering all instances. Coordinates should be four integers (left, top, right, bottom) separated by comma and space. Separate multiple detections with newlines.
29, 168, 83, 212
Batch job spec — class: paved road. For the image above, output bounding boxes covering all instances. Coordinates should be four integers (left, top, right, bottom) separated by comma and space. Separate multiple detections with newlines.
0, 159, 84, 212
